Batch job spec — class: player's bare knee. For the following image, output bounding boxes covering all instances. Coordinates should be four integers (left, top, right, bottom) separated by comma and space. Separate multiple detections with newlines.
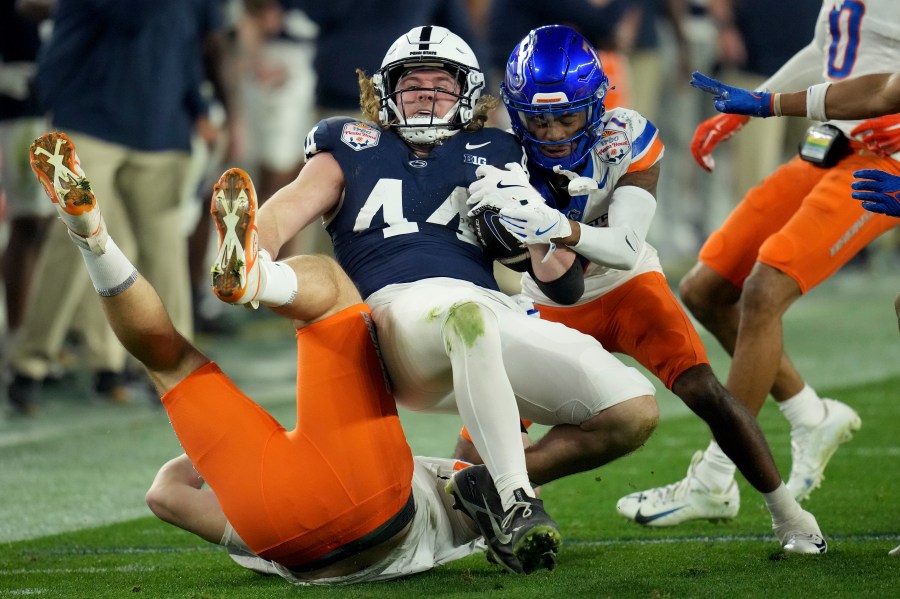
145, 481, 173, 522
679, 269, 716, 321
622, 395, 659, 448
741, 265, 800, 321
672, 364, 725, 411
679, 263, 740, 323
585, 394, 658, 452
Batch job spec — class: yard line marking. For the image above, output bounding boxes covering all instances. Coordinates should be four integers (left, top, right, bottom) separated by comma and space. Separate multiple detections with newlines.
565, 532, 900, 546
0, 564, 155, 576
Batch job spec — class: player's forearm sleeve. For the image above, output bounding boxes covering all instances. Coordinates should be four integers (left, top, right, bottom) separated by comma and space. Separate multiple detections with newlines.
759, 42, 824, 93
571, 186, 656, 270
531, 258, 585, 305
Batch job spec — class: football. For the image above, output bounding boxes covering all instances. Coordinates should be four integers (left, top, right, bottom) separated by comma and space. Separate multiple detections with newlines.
470, 206, 530, 272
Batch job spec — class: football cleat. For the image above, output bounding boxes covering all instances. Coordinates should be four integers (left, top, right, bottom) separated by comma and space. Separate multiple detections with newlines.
445, 465, 524, 573
29, 131, 107, 255
774, 509, 827, 555
210, 168, 261, 307
786, 398, 861, 501
616, 450, 740, 527
504, 488, 561, 574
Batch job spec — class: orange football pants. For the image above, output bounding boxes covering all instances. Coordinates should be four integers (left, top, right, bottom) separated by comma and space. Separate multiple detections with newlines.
539, 271, 708, 390
700, 148, 900, 293
161, 304, 413, 568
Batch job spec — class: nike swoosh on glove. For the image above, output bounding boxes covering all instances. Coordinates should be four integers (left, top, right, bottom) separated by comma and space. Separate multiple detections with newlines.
850, 114, 900, 157
690, 112, 749, 172
690, 71, 774, 118
851, 169, 900, 217
498, 202, 572, 245
467, 162, 544, 215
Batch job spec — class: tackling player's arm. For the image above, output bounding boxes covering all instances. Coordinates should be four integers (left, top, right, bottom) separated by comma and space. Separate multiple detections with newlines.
257, 152, 344, 259
527, 245, 585, 305
554, 162, 659, 271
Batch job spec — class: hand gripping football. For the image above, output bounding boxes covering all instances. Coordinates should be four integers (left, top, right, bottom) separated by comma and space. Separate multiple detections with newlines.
470, 205, 530, 272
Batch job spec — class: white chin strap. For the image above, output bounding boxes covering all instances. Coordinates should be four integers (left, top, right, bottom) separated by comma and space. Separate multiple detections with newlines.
393, 102, 462, 145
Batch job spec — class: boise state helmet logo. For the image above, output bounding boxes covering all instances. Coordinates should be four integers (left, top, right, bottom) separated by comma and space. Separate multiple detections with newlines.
341, 123, 381, 151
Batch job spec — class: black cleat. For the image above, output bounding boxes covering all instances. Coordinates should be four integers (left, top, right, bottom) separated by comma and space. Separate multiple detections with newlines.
507, 488, 561, 574
445, 465, 524, 573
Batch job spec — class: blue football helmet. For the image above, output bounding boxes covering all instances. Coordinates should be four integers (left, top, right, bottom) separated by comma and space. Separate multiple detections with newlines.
501, 25, 609, 172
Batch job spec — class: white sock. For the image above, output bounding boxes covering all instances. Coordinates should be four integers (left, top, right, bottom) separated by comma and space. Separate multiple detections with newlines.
256, 251, 298, 307
494, 473, 536, 512
77, 237, 138, 296
446, 305, 533, 512
763, 482, 803, 525
778, 384, 826, 428
695, 441, 737, 491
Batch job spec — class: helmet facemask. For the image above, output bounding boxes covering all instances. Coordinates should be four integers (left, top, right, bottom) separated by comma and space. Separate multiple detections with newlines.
501, 25, 610, 172
374, 26, 484, 145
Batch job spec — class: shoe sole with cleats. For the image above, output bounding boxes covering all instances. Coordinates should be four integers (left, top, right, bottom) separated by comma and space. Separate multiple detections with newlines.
210, 168, 260, 305
29, 132, 100, 237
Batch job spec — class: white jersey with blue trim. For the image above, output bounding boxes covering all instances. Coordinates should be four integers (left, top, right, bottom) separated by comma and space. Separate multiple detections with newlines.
305, 117, 526, 299
522, 107, 666, 305
813, 0, 900, 149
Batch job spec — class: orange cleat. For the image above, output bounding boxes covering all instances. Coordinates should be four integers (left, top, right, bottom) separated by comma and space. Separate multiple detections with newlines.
30, 131, 107, 254
210, 167, 261, 307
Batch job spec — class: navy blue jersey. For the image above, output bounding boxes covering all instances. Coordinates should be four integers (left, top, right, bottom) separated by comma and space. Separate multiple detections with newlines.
305, 118, 525, 298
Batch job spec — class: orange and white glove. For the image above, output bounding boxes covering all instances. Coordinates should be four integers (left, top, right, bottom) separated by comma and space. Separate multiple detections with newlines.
690, 113, 750, 172
850, 114, 900, 157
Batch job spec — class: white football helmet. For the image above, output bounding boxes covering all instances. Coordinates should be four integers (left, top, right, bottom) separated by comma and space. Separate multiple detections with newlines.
373, 25, 484, 145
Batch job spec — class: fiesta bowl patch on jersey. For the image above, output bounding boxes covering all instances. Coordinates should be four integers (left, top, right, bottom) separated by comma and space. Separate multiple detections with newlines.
470, 206, 530, 272
341, 122, 381, 151
597, 127, 630, 164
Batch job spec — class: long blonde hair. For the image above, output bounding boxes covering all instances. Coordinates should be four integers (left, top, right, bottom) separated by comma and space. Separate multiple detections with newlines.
356, 68, 498, 132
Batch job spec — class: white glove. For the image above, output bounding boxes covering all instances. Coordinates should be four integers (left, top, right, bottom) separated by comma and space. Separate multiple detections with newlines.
552, 165, 599, 197
467, 162, 544, 215
499, 202, 572, 245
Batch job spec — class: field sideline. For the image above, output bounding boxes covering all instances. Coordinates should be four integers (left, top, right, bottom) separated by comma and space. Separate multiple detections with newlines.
1, 269, 898, 596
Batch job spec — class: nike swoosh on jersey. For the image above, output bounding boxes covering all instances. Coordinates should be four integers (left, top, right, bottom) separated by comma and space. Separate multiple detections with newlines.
465, 141, 492, 149
634, 506, 686, 524
496, 182, 525, 189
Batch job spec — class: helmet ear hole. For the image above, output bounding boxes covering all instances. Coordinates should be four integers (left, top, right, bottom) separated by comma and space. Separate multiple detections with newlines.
375, 26, 483, 145
501, 25, 609, 171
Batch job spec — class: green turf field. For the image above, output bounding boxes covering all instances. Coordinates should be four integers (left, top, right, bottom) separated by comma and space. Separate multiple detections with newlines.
1, 271, 898, 597
1, 375, 897, 597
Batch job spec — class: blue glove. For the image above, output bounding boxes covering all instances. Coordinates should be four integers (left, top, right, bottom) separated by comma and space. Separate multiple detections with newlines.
851, 169, 900, 217
690, 71, 774, 118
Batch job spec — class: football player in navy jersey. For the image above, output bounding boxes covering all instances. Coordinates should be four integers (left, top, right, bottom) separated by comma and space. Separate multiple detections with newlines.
211, 25, 662, 574
457, 25, 828, 554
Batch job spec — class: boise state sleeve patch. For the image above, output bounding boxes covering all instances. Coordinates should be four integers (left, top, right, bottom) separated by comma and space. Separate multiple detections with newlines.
341, 122, 381, 151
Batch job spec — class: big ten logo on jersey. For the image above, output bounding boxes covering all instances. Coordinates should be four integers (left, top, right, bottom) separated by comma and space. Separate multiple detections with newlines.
341, 122, 381, 151
463, 153, 487, 166
597, 119, 631, 164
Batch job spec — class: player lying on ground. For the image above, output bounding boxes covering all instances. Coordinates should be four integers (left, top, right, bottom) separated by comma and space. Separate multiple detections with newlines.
29, 132, 526, 584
